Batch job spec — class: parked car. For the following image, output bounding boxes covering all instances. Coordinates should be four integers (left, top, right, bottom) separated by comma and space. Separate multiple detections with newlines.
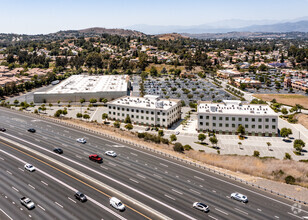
89, 154, 103, 163
110, 197, 125, 211
193, 202, 209, 212
175, 131, 180, 135
231, 193, 248, 203
24, 163, 36, 172
105, 151, 117, 157
74, 191, 87, 202
0, 128, 6, 132
76, 138, 86, 144
145, 127, 150, 131
53, 148, 63, 154
28, 128, 36, 133
20, 197, 35, 210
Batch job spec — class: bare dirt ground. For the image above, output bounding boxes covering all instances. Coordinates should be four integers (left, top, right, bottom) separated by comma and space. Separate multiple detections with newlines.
254, 94, 308, 109
295, 113, 308, 130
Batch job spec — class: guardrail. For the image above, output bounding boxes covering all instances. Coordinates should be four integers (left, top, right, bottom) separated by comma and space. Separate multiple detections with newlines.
3, 107, 307, 205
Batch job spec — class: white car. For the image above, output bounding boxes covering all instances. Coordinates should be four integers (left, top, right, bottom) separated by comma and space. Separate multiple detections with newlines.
193, 202, 209, 212
175, 131, 180, 135
24, 163, 36, 172
105, 151, 117, 157
76, 138, 86, 144
110, 197, 125, 211
20, 197, 35, 210
231, 193, 248, 203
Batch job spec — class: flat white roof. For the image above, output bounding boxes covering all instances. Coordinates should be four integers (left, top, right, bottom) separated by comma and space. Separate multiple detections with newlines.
108, 96, 180, 110
42, 75, 128, 94
198, 100, 277, 116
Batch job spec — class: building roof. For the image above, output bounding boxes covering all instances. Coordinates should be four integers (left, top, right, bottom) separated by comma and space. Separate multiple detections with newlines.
38, 75, 129, 94
198, 100, 277, 116
108, 96, 180, 110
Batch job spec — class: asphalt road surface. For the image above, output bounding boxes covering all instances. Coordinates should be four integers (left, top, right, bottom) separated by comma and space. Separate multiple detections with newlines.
0, 107, 307, 220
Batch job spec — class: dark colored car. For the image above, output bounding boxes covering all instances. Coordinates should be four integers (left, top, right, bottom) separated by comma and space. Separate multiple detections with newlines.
145, 127, 150, 131
0, 128, 6, 132
89, 154, 103, 163
74, 191, 87, 202
28, 128, 36, 133
53, 148, 63, 154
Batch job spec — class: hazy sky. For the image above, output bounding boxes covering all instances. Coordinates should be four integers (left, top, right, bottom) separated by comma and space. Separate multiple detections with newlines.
2, 0, 308, 34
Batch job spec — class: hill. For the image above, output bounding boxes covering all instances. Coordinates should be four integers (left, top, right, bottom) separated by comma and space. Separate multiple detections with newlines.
155, 33, 188, 40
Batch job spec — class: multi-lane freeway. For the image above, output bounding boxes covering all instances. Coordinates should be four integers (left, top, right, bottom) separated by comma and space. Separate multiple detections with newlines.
0, 107, 307, 220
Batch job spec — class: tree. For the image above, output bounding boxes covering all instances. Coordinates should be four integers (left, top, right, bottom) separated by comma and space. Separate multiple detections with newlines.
280, 127, 292, 138
57, 100, 61, 107
102, 113, 108, 121
125, 123, 133, 130
124, 115, 131, 124
83, 114, 90, 120
80, 98, 85, 104
76, 113, 82, 118
54, 109, 62, 117
281, 108, 288, 115
85, 52, 102, 70
49, 103, 53, 109
173, 142, 184, 153
209, 136, 218, 147
13, 99, 19, 106
284, 153, 292, 160
158, 130, 164, 137
184, 144, 192, 151
170, 134, 177, 142
237, 125, 245, 136
150, 66, 158, 77
253, 150, 260, 157
198, 133, 206, 143
89, 98, 97, 103
114, 121, 120, 128
238, 142, 242, 149
266, 142, 272, 151
285, 175, 295, 184
294, 139, 305, 153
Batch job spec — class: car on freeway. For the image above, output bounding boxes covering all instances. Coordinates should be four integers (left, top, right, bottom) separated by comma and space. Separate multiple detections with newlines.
53, 148, 63, 154
27, 128, 36, 133
24, 163, 36, 172
0, 128, 6, 132
193, 202, 209, 212
76, 138, 86, 144
20, 197, 35, 210
105, 151, 117, 157
231, 193, 248, 203
89, 154, 103, 163
74, 191, 87, 202
110, 197, 125, 211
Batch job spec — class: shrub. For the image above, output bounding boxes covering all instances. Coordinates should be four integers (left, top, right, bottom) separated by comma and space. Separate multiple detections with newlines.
114, 121, 120, 128
253, 151, 260, 157
83, 114, 90, 119
161, 138, 169, 145
125, 123, 133, 130
284, 153, 292, 160
217, 150, 220, 154
76, 113, 82, 118
137, 132, 145, 138
285, 175, 296, 185
199, 150, 205, 152
170, 134, 177, 142
34, 109, 38, 114
183, 144, 192, 151
173, 142, 184, 153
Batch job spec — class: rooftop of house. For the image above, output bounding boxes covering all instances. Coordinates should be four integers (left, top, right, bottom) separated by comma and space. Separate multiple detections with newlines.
198, 100, 277, 116
108, 95, 180, 110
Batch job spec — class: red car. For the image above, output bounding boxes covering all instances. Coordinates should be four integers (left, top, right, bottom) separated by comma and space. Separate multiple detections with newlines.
89, 154, 103, 163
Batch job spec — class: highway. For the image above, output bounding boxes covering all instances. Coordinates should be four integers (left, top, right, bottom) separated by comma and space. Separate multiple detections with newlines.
0, 107, 308, 220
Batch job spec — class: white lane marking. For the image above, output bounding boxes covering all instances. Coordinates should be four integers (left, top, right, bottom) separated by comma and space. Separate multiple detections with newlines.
226, 196, 230, 199
164, 194, 175, 201
0, 157, 4, 160
187, 180, 191, 183
55, 202, 63, 208
153, 174, 163, 179
108, 162, 117, 167
194, 176, 204, 181
12, 186, 19, 192
257, 208, 262, 212
137, 174, 146, 179
189, 189, 201, 195
159, 163, 168, 167
208, 215, 218, 220
28, 184, 35, 190
287, 212, 302, 219
20, 208, 23, 210
275, 216, 279, 219
164, 171, 168, 174
18, 167, 24, 172
76, 155, 82, 159
199, 185, 203, 188
101, 165, 108, 170
0, 134, 195, 220
47, 125, 51, 127
83, 151, 88, 155
62, 143, 68, 147
12, 202, 15, 204
34, 139, 41, 142
215, 208, 228, 215
64, 130, 69, 133
129, 178, 139, 184
130, 153, 138, 156
37, 204, 45, 211
212, 190, 216, 193
29, 214, 32, 218
18, 132, 24, 136
171, 189, 183, 195
42, 137, 48, 139
176, 175, 179, 178
0, 208, 13, 220
6, 170, 12, 175
41, 181, 48, 186
68, 197, 76, 203
122, 162, 131, 166
234, 208, 248, 215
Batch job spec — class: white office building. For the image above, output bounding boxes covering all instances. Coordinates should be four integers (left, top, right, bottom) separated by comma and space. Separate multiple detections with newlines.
197, 100, 278, 136
107, 95, 181, 128
34, 75, 130, 103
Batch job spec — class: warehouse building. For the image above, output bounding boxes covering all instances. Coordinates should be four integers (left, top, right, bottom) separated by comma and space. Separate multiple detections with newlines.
197, 100, 278, 136
34, 75, 130, 103
107, 95, 181, 128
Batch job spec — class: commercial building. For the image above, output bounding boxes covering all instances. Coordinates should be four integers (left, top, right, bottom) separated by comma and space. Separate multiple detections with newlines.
34, 75, 130, 103
197, 100, 278, 136
107, 95, 181, 128
217, 69, 243, 79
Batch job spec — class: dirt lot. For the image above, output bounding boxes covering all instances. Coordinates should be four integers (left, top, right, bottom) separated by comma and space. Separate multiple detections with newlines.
295, 113, 308, 129
254, 94, 308, 109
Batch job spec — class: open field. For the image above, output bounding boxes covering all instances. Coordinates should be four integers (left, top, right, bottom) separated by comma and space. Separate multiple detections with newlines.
296, 113, 308, 129
254, 94, 308, 109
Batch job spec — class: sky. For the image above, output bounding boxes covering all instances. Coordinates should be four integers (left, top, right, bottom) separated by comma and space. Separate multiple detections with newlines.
1, 0, 308, 34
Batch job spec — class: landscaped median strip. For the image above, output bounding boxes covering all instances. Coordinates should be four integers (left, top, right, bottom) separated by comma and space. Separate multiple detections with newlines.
0, 134, 196, 220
